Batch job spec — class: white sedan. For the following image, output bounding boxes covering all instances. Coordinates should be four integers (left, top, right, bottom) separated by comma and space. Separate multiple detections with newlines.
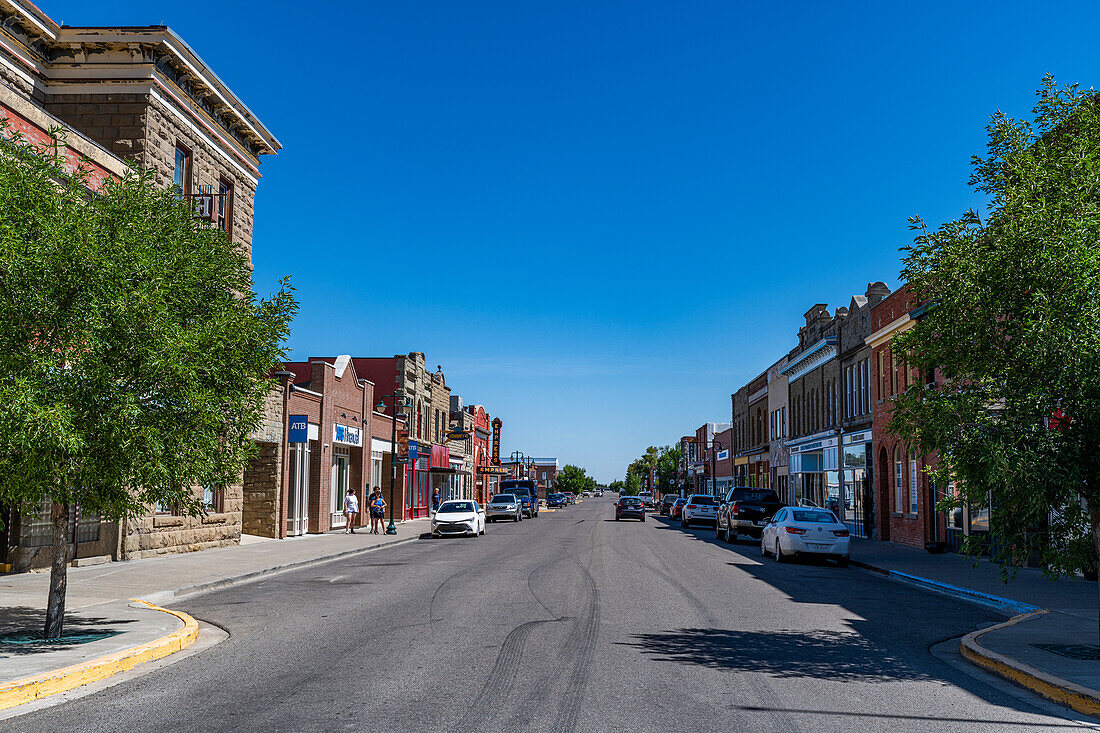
761, 506, 850, 566
431, 500, 486, 538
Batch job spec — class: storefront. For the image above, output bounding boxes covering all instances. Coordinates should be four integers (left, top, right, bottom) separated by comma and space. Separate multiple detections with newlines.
788, 432, 837, 509
839, 430, 874, 538
405, 441, 430, 518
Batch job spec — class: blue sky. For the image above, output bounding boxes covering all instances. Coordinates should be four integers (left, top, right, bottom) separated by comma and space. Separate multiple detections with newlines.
47, 0, 1100, 482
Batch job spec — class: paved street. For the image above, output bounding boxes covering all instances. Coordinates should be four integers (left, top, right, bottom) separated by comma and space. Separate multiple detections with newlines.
5, 497, 1093, 732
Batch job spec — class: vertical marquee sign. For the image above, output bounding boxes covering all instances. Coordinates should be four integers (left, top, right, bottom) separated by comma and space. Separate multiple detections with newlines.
491, 418, 502, 466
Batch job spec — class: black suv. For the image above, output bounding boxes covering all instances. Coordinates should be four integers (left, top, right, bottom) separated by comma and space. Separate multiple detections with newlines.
717, 487, 782, 542
659, 494, 677, 515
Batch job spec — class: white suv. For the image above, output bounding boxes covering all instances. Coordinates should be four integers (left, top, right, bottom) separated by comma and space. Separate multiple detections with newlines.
681, 494, 719, 528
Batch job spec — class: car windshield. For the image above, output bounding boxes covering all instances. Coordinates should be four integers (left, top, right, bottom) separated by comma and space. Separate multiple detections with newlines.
439, 502, 475, 513
689, 495, 717, 505
620, 498, 641, 506
790, 510, 837, 523
731, 489, 778, 503
490, 495, 516, 503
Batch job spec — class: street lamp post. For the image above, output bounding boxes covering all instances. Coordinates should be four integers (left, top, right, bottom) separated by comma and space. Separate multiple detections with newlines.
377, 393, 410, 535
509, 450, 525, 480
709, 438, 724, 498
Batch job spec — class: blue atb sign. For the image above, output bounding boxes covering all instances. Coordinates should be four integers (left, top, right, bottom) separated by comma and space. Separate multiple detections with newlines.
288, 415, 309, 444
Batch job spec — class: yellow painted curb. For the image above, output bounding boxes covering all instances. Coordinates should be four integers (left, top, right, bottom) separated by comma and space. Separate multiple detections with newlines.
960, 609, 1100, 717
0, 599, 200, 711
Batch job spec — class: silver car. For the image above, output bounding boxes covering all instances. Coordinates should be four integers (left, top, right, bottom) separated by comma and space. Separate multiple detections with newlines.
486, 493, 523, 522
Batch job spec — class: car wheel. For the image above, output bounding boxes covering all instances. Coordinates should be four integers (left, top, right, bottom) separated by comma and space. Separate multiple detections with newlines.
641, 515, 645, 522
775, 540, 787, 563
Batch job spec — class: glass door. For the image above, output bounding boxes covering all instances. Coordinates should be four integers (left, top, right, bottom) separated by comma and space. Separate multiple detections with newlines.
286, 442, 310, 535
331, 450, 349, 528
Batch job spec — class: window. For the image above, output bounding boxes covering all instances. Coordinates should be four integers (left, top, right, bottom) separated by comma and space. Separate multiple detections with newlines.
371, 451, 383, 492
878, 351, 886, 400
781, 406, 786, 437
203, 483, 224, 513
909, 451, 919, 514
861, 358, 870, 414
890, 350, 898, 395
173, 145, 191, 195
217, 178, 233, 235
332, 451, 350, 521
894, 448, 903, 512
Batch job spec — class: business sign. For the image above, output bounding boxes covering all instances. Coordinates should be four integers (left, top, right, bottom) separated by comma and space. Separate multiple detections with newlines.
716, 449, 729, 461
478, 465, 510, 475
447, 429, 469, 441
333, 423, 362, 447
409, 440, 419, 465
288, 415, 309, 444
491, 418, 502, 465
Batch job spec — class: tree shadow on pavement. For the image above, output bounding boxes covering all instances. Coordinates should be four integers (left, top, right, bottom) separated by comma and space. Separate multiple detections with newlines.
0, 606, 134, 655
621, 627, 934, 682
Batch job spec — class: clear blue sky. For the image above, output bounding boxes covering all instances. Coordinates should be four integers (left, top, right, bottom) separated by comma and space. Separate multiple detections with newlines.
47, 0, 1100, 482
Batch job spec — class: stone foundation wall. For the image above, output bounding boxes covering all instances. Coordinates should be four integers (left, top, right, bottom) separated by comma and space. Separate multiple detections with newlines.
244, 441, 281, 538
121, 482, 243, 560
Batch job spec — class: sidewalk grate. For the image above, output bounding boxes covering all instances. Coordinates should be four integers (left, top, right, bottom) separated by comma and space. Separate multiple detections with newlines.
1032, 643, 1100, 660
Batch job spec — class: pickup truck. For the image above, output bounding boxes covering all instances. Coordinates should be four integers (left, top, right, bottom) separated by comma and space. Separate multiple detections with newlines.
717, 487, 782, 543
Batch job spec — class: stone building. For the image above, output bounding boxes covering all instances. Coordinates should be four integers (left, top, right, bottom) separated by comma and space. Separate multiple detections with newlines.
466, 406, 499, 504
352, 353, 452, 519
835, 283, 890, 537
781, 303, 844, 510
0, 1, 277, 570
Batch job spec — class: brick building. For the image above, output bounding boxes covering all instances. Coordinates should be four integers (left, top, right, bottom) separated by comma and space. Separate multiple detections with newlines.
0, 1, 277, 570
732, 370, 769, 489
867, 286, 952, 549
350, 353, 452, 519
693, 422, 731, 496
243, 357, 379, 539
678, 436, 697, 497
466, 405, 501, 503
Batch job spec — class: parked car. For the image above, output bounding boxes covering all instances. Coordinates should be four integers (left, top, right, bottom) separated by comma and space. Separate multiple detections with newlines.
547, 493, 567, 508
595, 489, 603, 497
670, 497, 687, 520
717, 487, 783, 543
485, 493, 523, 522
563, 492, 577, 504
615, 496, 645, 521
500, 479, 539, 517
659, 495, 677, 515
681, 494, 719, 528
431, 500, 486, 538
761, 506, 850, 565
638, 491, 656, 510
582, 490, 591, 497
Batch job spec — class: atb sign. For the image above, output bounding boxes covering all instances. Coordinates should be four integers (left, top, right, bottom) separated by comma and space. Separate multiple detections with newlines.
288, 415, 309, 444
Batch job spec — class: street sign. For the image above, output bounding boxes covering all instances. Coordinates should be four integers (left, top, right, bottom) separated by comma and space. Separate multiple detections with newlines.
288, 415, 309, 444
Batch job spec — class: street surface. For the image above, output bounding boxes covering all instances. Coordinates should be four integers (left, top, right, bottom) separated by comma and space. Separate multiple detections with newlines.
5, 497, 1094, 732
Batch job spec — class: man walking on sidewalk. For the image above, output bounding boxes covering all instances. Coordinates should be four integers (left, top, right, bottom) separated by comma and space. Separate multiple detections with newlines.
344, 488, 360, 534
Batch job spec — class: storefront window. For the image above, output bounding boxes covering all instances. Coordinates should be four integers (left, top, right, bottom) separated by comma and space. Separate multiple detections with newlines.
894, 448, 903, 512
909, 451, 918, 514
332, 451, 350, 525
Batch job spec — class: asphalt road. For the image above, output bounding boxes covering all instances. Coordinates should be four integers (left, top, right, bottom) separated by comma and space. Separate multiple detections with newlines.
6, 497, 1096, 732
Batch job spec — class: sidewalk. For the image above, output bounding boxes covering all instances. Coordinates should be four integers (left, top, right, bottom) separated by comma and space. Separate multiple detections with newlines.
851, 538, 1100, 716
0, 519, 428, 708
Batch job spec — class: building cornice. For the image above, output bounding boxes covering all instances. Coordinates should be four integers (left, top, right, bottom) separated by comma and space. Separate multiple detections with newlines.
865, 314, 913, 348
780, 337, 837, 383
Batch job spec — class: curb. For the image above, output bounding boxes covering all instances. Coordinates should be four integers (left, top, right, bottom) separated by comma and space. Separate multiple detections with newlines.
849, 559, 1041, 615
0, 600, 199, 711
141, 534, 422, 605
0, 531, 424, 711
960, 610, 1100, 717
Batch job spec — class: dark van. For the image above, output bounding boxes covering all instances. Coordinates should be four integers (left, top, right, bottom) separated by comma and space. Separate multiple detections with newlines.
500, 479, 539, 518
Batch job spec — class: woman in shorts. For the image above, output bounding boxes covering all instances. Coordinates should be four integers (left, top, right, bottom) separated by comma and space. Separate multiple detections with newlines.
369, 487, 387, 534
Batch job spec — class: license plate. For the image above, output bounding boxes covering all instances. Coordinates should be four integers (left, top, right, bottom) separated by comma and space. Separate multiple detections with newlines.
754, 520, 765, 526
808, 543, 830, 551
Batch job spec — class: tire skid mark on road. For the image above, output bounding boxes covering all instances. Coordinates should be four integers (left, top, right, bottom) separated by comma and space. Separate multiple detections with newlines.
550, 561, 600, 733
451, 618, 558, 733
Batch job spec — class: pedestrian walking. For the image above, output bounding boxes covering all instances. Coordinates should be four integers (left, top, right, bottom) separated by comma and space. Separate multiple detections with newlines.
431, 488, 442, 514
343, 487, 359, 534
369, 487, 387, 534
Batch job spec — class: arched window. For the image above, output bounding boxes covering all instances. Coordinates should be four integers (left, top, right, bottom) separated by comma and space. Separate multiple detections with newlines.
909, 451, 919, 514
894, 447, 903, 513
416, 401, 423, 440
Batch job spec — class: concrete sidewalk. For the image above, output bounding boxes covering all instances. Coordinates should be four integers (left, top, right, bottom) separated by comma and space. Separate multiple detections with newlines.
0, 519, 429, 703
851, 538, 1100, 716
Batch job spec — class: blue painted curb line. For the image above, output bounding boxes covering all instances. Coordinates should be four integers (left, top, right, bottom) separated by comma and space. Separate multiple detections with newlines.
850, 560, 1042, 616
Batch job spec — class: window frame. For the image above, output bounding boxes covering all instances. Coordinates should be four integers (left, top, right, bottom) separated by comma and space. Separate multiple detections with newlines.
173, 144, 192, 196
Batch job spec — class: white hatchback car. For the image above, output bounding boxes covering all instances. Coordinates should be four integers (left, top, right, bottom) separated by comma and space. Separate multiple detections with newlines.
761, 506, 850, 565
431, 500, 486, 538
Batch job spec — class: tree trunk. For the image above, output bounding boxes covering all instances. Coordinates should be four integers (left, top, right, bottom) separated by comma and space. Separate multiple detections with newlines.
44, 501, 69, 639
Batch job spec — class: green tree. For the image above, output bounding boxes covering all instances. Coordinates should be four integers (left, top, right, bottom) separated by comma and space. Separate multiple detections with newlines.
0, 123, 297, 637
623, 474, 642, 495
891, 77, 1100, 627
555, 464, 597, 496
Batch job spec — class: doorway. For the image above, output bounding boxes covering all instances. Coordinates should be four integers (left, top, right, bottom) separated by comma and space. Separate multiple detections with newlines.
286, 442, 310, 536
